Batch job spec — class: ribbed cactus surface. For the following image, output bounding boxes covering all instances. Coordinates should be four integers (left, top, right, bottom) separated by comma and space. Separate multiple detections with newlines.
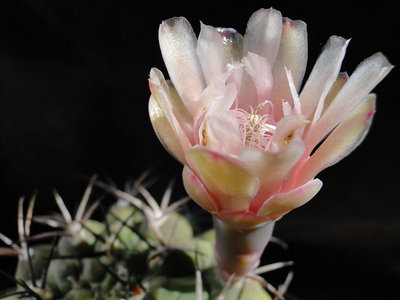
0, 177, 289, 300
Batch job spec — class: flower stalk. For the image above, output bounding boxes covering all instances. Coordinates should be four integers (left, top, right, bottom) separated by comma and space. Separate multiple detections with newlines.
213, 217, 274, 281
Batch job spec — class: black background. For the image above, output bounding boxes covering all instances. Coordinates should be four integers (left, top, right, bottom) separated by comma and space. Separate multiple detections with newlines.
0, 1, 399, 299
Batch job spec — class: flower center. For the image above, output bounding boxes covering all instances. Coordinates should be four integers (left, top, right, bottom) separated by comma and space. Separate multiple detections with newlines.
233, 101, 276, 150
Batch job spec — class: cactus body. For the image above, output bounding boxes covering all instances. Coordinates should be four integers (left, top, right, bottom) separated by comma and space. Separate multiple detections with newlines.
0, 180, 289, 300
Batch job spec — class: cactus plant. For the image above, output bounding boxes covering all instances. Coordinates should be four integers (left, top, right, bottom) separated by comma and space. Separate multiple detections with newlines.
0, 174, 293, 300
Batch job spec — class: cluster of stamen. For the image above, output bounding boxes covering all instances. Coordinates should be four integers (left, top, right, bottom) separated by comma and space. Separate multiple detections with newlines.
233, 101, 276, 150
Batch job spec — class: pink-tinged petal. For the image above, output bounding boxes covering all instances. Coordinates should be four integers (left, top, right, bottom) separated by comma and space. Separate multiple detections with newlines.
243, 8, 282, 65
200, 114, 242, 155
182, 165, 218, 214
270, 17, 307, 118
193, 79, 237, 144
192, 78, 226, 128
269, 115, 307, 151
301, 72, 349, 139
149, 68, 193, 149
284, 67, 301, 115
159, 17, 206, 115
239, 140, 305, 211
234, 64, 259, 110
185, 146, 260, 212
242, 52, 273, 104
306, 52, 392, 152
197, 22, 226, 84
148, 96, 186, 163
257, 178, 322, 220
300, 36, 350, 120
149, 68, 194, 140
296, 94, 376, 186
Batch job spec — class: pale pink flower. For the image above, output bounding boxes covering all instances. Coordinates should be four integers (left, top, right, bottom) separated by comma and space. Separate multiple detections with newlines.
149, 8, 393, 280
149, 8, 392, 232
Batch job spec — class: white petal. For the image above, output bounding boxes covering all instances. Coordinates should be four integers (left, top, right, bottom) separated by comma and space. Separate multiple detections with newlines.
243, 8, 282, 64
197, 22, 226, 84
149, 96, 186, 163
270, 18, 307, 118
159, 17, 206, 115
306, 52, 393, 151
296, 94, 376, 185
242, 52, 273, 104
300, 36, 350, 120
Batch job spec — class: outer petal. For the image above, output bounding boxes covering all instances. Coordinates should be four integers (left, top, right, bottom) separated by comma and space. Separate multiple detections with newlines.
243, 8, 282, 65
197, 22, 227, 83
148, 96, 186, 163
159, 17, 206, 115
149, 68, 193, 140
182, 165, 218, 214
301, 72, 349, 141
185, 146, 260, 212
321, 72, 349, 116
239, 140, 306, 211
306, 52, 392, 152
270, 17, 307, 117
300, 36, 350, 120
257, 178, 323, 220
149, 68, 193, 148
295, 94, 376, 186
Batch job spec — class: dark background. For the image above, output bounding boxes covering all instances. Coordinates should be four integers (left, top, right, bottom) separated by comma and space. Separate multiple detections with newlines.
0, 1, 398, 299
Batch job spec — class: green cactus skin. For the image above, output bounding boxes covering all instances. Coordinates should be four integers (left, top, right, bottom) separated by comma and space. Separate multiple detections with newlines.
0, 180, 289, 300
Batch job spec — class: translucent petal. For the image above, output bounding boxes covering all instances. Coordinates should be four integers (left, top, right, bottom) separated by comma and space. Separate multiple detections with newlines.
216, 27, 244, 63
197, 22, 226, 83
185, 146, 260, 212
159, 17, 206, 114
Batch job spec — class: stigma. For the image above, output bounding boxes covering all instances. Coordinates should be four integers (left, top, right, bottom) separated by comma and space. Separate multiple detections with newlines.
233, 101, 276, 150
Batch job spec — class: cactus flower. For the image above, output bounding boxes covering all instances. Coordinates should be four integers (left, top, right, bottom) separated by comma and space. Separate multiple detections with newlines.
148, 7, 392, 279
